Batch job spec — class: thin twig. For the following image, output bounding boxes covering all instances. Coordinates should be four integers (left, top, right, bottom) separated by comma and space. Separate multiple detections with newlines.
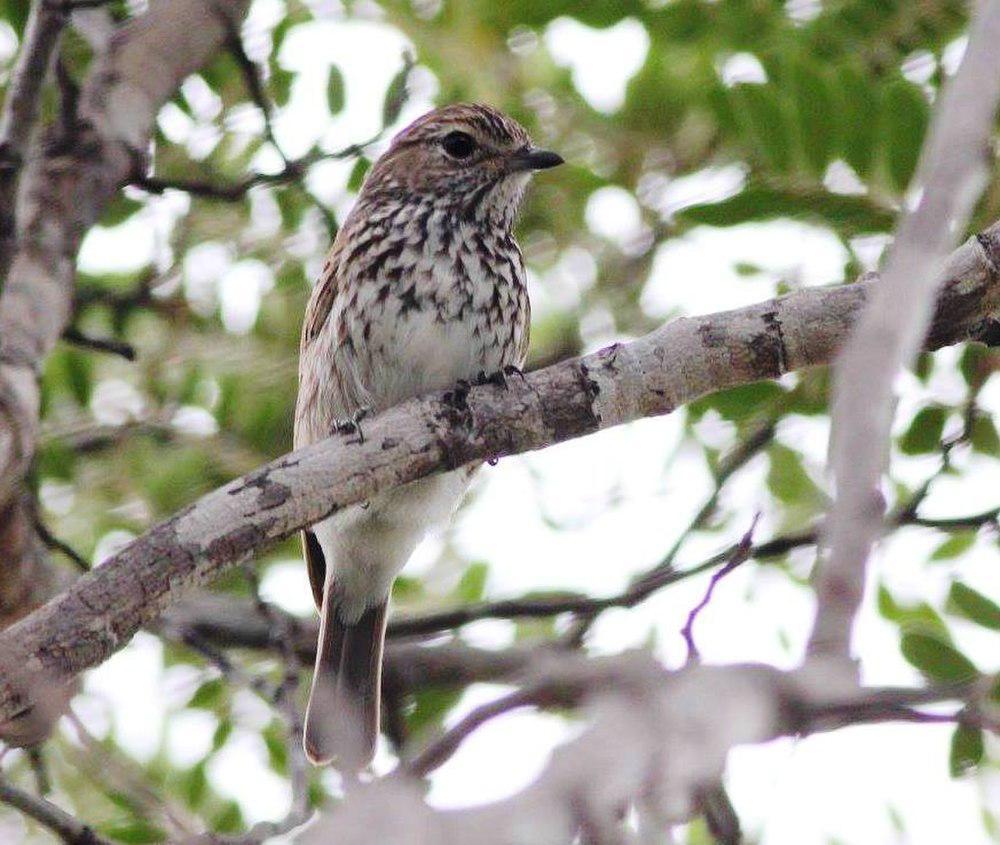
26, 747, 49, 796
32, 516, 89, 572
42, 0, 113, 9
61, 327, 136, 361
680, 514, 760, 663
387, 525, 814, 639
405, 687, 558, 778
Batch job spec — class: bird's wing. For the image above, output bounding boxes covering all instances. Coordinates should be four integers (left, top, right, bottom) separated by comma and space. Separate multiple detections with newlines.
295, 234, 352, 612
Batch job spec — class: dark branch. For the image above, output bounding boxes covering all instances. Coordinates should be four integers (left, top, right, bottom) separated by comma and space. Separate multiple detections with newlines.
61, 327, 136, 361
387, 523, 814, 639
0, 1, 68, 276
33, 517, 89, 572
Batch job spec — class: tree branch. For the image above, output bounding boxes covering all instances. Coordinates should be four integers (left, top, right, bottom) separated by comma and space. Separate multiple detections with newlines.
1, 222, 999, 722
0, 0, 68, 278
303, 656, 979, 844
816, 0, 1000, 666
162, 593, 537, 691
0, 776, 113, 845
60, 326, 136, 361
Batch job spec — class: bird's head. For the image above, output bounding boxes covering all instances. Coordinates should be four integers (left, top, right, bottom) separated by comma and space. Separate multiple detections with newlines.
360, 103, 563, 228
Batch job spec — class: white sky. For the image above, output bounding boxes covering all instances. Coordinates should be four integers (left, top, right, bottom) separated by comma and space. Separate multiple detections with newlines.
10, 3, 999, 844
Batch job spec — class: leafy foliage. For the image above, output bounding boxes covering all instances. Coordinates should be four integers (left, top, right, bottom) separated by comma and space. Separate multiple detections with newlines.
0, 0, 996, 842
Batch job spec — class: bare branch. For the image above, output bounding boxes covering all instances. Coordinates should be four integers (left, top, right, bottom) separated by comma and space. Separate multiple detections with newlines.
679, 514, 759, 663
304, 657, 978, 844
61, 326, 136, 361
0, 775, 113, 845
32, 516, 89, 572
817, 0, 1000, 665
2, 226, 1000, 722
389, 522, 808, 639
0, 0, 68, 276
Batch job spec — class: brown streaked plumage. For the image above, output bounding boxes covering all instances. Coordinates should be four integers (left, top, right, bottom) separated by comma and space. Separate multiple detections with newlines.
294, 103, 562, 767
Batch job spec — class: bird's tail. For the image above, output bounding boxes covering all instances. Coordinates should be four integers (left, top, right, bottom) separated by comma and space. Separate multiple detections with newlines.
303, 592, 388, 768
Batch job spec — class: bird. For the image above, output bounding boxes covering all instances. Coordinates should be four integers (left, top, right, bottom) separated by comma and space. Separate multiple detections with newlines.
294, 103, 562, 766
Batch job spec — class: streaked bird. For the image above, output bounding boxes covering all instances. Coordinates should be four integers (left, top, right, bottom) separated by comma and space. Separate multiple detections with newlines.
294, 103, 562, 766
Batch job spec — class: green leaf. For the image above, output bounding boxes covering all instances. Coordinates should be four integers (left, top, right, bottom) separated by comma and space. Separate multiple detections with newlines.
729, 83, 793, 173
877, 585, 950, 639
899, 406, 946, 454
102, 195, 144, 227
211, 719, 232, 752
188, 678, 225, 709
514, 616, 557, 642
263, 719, 288, 774
271, 66, 295, 107
947, 582, 1000, 630
913, 352, 933, 383
382, 63, 409, 127
900, 631, 978, 683
326, 65, 346, 114
392, 575, 424, 601
790, 59, 836, 176
734, 261, 762, 276
275, 186, 308, 230
61, 348, 94, 407
347, 157, 371, 193
882, 80, 929, 192
100, 821, 167, 844
930, 532, 976, 561
408, 687, 462, 736
181, 762, 208, 809
454, 562, 489, 603
767, 443, 824, 506
36, 439, 77, 481
959, 344, 992, 386
685, 817, 714, 845
949, 724, 984, 777
680, 186, 894, 232
838, 64, 879, 178
212, 801, 243, 834
688, 380, 784, 422
970, 416, 1000, 456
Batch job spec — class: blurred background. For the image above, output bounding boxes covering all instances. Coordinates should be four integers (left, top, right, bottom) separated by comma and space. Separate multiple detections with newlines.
0, 0, 997, 842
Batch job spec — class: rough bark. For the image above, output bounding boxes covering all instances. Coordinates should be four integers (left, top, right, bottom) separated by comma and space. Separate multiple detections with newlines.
0, 0, 67, 279
1, 221, 998, 723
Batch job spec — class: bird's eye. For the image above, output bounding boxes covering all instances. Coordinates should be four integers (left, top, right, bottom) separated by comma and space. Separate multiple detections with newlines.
441, 131, 476, 160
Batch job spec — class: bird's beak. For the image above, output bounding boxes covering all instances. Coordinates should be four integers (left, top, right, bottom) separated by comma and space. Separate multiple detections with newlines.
509, 146, 564, 172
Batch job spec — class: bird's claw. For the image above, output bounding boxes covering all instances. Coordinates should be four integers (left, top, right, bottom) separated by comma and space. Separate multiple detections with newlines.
474, 366, 525, 391
334, 406, 373, 444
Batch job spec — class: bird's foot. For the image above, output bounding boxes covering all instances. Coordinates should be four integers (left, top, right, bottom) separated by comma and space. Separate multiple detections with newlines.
334, 406, 373, 444
473, 366, 525, 391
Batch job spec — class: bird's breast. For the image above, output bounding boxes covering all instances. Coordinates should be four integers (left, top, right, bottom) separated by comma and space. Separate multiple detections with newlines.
338, 219, 529, 410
